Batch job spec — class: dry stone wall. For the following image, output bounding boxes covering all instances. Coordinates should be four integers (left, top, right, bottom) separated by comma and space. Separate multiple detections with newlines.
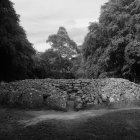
0, 78, 140, 111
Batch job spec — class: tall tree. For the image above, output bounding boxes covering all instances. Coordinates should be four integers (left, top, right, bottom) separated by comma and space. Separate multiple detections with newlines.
82, 0, 140, 82
47, 27, 78, 59
47, 27, 78, 74
0, 0, 35, 81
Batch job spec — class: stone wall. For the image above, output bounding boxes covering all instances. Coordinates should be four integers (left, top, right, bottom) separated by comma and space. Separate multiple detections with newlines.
0, 78, 140, 111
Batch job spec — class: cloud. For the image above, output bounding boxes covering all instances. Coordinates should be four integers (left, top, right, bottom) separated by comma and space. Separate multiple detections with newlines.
69, 27, 88, 44
35, 43, 51, 52
11, 0, 108, 52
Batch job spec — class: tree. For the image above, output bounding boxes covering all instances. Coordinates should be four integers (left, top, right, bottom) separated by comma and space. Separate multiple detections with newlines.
123, 40, 140, 82
47, 27, 78, 59
31, 52, 50, 79
47, 27, 78, 75
37, 49, 74, 79
0, 0, 35, 81
82, 0, 140, 82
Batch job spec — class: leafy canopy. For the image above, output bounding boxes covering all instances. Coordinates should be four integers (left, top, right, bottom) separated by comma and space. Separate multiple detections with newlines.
47, 27, 78, 59
82, 0, 140, 82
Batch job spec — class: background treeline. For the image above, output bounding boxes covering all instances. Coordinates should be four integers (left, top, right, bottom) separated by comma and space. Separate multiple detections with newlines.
0, 0, 140, 83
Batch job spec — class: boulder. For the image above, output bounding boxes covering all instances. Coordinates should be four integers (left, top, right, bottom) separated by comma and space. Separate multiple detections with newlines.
45, 90, 68, 111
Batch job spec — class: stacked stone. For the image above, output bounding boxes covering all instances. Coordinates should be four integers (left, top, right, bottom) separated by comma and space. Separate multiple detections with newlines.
0, 78, 140, 111
43, 78, 140, 110
98, 78, 140, 105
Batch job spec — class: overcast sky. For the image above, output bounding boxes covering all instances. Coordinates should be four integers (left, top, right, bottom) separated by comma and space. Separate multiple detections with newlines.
11, 0, 108, 52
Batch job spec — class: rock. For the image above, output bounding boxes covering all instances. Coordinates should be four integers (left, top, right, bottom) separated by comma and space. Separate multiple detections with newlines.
98, 98, 103, 104
74, 102, 83, 110
94, 99, 98, 105
81, 94, 86, 99
77, 90, 83, 94
0, 78, 140, 111
45, 91, 68, 111
74, 96, 83, 110
109, 97, 115, 103
101, 94, 108, 101
85, 97, 89, 102
75, 96, 82, 102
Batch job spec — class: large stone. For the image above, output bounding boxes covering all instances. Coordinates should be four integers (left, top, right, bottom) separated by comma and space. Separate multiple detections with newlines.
74, 96, 83, 110
45, 90, 68, 111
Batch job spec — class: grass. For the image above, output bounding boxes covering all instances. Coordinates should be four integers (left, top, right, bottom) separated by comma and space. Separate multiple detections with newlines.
0, 108, 140, 140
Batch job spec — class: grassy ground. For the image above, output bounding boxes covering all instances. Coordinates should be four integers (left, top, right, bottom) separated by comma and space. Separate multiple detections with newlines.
0, 108, 140, 140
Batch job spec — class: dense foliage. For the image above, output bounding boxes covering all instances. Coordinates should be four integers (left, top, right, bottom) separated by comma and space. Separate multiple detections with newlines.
33, 49, 75, 79
1, 0, 140, 82
0, 0, 35, 82
82, 0, 140, 82
44, 27, 79, 78
47, 27, 78, 59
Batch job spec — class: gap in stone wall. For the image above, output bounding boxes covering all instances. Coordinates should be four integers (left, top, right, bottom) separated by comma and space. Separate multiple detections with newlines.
67, 100, 75, 111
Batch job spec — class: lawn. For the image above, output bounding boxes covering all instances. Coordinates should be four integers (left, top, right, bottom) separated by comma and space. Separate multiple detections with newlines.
0, 108, 140, 140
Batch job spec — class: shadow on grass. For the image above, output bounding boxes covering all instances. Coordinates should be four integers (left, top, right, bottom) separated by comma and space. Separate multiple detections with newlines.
1, 108, 140, 140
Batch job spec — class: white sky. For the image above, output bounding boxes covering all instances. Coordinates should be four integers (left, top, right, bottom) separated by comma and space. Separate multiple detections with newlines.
11, 0, 108, 52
